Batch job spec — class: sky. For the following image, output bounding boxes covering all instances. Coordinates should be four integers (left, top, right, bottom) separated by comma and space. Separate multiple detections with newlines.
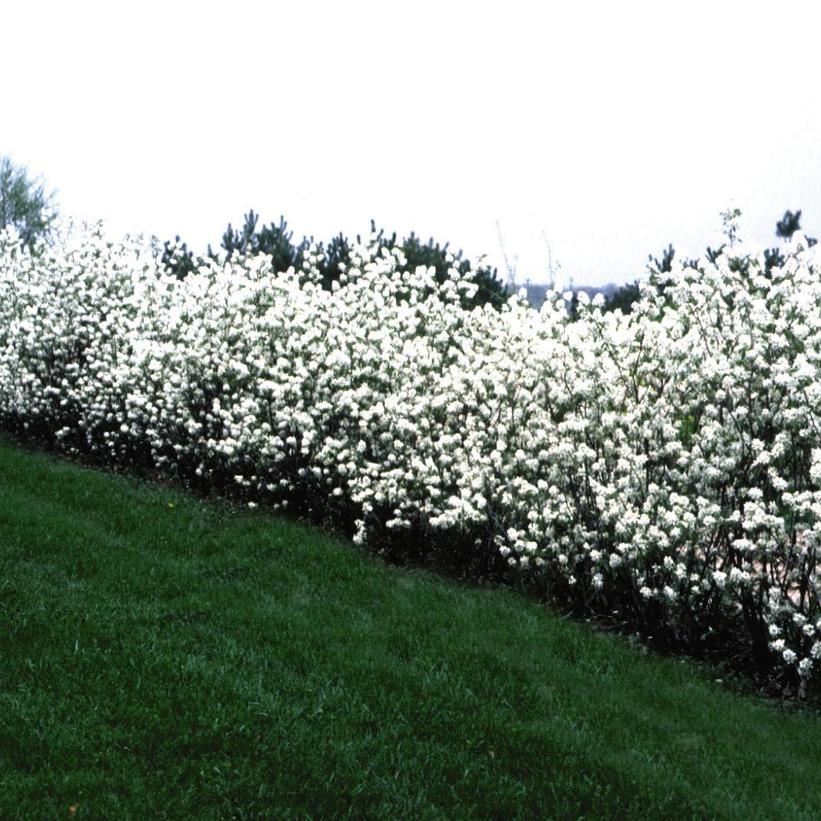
2, 0, 820, 286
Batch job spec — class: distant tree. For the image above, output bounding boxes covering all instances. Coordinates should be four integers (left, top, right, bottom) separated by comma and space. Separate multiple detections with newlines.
604, 280, 641, 314
649, 243, 675, 274
360, 222, 508, 310
567, 287, 580, 321
164, 211, 508, 311
604, 206, 820, 314
766, 209, 816, 274
763, 246, 785, 274
213, 210, 305, 272
161, 211, 305, 281
776, 209, 802, 240
0, 155, 57, 246
161, 235, 198, 280
600, 242, 672, 316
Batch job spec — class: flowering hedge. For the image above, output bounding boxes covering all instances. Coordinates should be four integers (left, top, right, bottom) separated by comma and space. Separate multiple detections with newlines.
1, 222, 819, 688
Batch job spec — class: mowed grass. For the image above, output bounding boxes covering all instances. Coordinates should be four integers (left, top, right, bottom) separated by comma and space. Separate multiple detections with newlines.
1, 438, 820, 820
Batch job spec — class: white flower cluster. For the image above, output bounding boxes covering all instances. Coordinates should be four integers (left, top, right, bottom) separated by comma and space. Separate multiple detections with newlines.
1, 221, 819, 684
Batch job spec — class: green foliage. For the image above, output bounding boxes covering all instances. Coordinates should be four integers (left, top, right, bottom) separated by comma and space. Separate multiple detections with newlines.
678, 412, 699, 448
601, 244, 675, 316
160, 235, 197, 280
766, 209, 817, 274
213, 209, 302, 272
567, 288, 580, 320
605, 280, 642, 314
354, 221, 508, 310
606, 206, 818, 315
0, 155, 57, 247
649, 242, 676, 274
776, 209, 803, 240
164, 211, 508, 310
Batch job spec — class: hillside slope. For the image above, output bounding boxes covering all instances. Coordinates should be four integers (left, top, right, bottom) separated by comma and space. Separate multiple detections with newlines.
1, 437, 820, 820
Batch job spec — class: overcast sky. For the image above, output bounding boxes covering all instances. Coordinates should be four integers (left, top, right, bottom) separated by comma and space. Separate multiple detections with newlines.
3, 0, 820, 286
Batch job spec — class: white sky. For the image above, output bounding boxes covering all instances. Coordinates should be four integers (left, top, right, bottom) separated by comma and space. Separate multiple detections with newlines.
3, 0, 820, 286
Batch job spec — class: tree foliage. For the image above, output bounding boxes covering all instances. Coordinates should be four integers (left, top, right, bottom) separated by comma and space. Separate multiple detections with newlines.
604, 207, 817, 314
164, 210, 508, 310
0, 155, 57, 246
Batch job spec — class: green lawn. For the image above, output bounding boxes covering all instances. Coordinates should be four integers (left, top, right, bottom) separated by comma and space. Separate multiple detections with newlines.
1, 436, 820, 820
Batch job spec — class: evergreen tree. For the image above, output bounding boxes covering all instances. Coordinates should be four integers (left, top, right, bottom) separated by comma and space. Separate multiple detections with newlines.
161, 235, 197, 280
766, 209, 816, 274
776, 209, 802, 240
164, 211, 507, 311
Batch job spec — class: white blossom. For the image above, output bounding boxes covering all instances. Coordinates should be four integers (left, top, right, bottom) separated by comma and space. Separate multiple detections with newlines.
1, 218, 819, 684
